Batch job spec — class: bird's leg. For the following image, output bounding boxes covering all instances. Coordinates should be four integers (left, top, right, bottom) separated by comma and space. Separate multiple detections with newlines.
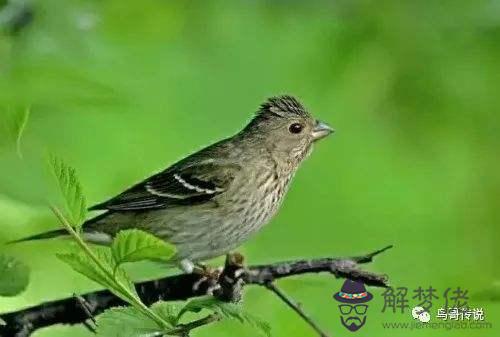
194, 263, 223, 277
191, 263, 223, 295
178, 258, 222, 294
178, 259, 222, 277
186, 253, 247, 299
179, 259, 196, 274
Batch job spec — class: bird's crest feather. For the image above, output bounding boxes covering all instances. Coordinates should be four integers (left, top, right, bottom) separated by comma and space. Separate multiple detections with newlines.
258, 95, 308, 118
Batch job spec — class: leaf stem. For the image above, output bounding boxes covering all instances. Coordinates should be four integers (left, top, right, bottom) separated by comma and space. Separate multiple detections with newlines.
168, 314, 221, 336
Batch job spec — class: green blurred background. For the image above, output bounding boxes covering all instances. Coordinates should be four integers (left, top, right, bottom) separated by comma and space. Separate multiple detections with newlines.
0, 0, 499, 336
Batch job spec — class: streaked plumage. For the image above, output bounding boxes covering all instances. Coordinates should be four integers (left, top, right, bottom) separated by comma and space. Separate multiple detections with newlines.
18, 95, 333, 271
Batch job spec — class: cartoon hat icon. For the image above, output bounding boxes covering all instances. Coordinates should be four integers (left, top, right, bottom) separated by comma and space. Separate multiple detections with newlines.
333, 279, 373, 303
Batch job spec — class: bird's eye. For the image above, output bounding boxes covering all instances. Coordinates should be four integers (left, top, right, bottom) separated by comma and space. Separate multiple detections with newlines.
289, 123, 304, 134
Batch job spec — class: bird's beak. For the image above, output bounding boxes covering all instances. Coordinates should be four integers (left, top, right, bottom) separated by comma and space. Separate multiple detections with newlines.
312, 120, 334, 141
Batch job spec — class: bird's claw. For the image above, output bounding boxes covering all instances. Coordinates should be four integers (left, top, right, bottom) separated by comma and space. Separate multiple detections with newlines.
191, 264, 223, 293
190, 252, 248, 302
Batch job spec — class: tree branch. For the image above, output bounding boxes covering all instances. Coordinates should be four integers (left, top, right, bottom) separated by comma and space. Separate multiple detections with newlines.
265, 283, 329, 337
0, 246, 392, 337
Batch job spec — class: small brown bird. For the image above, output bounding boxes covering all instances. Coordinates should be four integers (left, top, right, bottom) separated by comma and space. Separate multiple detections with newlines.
21, 95, 333, 273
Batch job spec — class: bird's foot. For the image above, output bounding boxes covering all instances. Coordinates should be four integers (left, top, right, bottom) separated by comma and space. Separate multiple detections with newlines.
194, 263, 224, 278
191, 264, 223, 295
189, 252, 247, 302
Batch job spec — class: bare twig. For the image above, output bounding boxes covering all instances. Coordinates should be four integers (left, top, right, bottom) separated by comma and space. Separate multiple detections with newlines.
266, 282, 329, 337
0, 246, 392, 337
351, 244, 393, 264
74, 294, 96, 333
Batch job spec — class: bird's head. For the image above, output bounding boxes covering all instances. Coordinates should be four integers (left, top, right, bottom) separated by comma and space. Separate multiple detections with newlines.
243, 95, 334, 164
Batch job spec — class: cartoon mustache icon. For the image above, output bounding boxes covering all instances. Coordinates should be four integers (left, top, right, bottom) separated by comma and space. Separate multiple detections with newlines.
340, 315, 367, 332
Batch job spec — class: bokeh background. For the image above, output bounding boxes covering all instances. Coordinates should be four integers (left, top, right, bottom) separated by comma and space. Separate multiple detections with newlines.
0, 0, 499, 336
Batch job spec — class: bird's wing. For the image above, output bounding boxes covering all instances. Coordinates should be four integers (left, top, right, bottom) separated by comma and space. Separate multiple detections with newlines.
89, 162, 241, 211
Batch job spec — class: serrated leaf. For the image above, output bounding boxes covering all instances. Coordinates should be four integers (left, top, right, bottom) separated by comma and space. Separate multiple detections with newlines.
178, 296, 221, 317
57, 252, 113, 288
214, 302, 271, 337
111, 229, 176, 267
151, 302, 181, 327
49, 154, 87, 227
179, 297, 271, 337
57, 249, 138, 302
96, 306, 166, 337
97, 248, 139, 300
0, 255, 30, 297
237, 310, 271, 337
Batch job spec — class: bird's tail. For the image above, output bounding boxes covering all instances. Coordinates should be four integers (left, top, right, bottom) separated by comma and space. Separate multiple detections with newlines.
8, 229, 69, 244
8, 212, 114, 245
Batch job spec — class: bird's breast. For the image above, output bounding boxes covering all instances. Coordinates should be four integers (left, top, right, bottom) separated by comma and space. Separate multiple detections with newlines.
153, 165, 296, 262
234, 168, 294, 231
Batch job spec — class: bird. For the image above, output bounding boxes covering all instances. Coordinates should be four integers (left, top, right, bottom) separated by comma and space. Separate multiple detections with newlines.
16, 95, 334, 273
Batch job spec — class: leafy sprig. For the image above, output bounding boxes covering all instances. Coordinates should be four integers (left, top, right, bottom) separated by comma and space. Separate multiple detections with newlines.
52, 206, 172, 329
49, 154, 87, 228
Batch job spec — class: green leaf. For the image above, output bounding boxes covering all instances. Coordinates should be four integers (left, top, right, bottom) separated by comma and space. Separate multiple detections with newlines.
111, 229, 176, 267
57, 252, 113, 289
97, 248, 139, 300
52, 207, 169, 328
236, 309, 271, 337
96, 306, 166, 337
178, 296, 220, 317
49, 154, 87, 227
0, 255, 30, 297
57, 249, 138, 302
151, 301, 182, 327
0, 317, 6, 326
179, 297, 271, 337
